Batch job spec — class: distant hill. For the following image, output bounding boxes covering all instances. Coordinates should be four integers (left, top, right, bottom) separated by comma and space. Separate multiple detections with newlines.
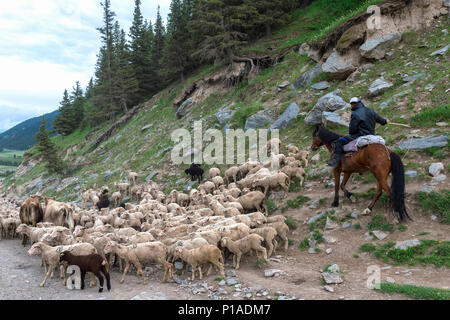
0, 110, 59, 151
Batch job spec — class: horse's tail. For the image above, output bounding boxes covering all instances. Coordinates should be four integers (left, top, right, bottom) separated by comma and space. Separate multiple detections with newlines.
390, 153, 411, 222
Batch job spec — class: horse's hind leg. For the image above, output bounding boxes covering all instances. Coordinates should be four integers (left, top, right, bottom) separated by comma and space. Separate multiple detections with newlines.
362, 170, 389, 216
340, 172, 355, 203
331, 169, 341, 207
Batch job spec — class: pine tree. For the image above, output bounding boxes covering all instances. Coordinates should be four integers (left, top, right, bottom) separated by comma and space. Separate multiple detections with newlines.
248, 0, 296, 36
35, 117, 66, 175
160, 0, 195, 83
112, 22, 139, 114
190, 0, 258, 65
70, 81, 85, 129
150, 6, 166, 91
129, 0, 152, 103
95, 0, 117, 119
54, 89, 75, 136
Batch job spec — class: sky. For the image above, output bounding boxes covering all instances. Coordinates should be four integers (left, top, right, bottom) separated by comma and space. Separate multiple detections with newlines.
0, 0, 171, 133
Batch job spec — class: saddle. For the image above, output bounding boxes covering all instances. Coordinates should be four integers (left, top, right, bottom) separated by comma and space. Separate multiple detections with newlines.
343, 135, 386, 154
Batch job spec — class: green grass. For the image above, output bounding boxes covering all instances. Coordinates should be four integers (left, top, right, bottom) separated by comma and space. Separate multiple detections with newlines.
410, 104, 450, 127
360, 243, 377, 253
369, 240, 450, 267
281, 195, 311, 213
265, 199, 278, 216
367, 214, 394, 233
285, 216, 298, 230
376, 283, 450, 300
415, 190, 450, 224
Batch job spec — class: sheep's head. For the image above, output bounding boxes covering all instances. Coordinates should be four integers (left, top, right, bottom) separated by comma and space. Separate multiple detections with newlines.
28, 243, 42, 255
59, 251, 71, 262
16, 224, 27, 234
103, 241, 116, 254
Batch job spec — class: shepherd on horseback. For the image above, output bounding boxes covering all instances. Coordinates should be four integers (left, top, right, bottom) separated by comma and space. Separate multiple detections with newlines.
311, 97, 411, 223
327, 97, 388, 168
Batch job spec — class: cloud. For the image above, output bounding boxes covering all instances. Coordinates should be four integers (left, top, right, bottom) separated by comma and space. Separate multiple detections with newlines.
0, 0, 171, 132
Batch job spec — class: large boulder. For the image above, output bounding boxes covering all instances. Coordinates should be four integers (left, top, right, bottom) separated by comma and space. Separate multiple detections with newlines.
322, 51, 357, 80
398, 136, 448, 150
322, 112, 349, 128
305, 92, 347, 125
245, 112, 273, 131
429, 163, 444, 177
294, 64, 324, 89
216, 105, 236, 124
176, 98, 195, 119
337, 24, 367, 53
270, 103, 300, 131
368, 77, 393, 97
359, 33, 401, 60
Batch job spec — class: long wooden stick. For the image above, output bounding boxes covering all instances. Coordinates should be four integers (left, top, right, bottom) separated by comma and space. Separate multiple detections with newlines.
388, 122, 412, 128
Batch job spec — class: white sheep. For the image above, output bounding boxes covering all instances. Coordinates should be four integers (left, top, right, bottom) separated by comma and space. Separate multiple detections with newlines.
220, 234, 267, 269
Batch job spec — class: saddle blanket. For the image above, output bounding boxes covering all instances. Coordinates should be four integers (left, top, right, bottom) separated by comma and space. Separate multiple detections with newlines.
343, 135, 386, 152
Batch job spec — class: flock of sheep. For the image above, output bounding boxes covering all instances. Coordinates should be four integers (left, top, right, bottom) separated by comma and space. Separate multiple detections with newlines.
0, 139, 310, 294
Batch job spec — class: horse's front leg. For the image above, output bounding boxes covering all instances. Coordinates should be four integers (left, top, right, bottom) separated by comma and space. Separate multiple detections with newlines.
331, 168, 341, 207
340, 172, 355, 203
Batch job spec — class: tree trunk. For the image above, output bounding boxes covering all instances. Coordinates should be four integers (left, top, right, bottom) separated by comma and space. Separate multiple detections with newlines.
265, 24, 272, 37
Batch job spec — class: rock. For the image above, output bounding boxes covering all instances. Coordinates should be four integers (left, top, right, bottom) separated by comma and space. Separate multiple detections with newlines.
405, 170, 417, 179
226, 279, 238, 286
420, 186, 432, 194
225, 269, 237, 278
216, 105, 236, 124
360, 33, 401, 59
380, 99, 392, 110
326, 248, 333, 255
245, 112, 273, 131
308, 248, 318, 254
279, 81, 291, 89
250, 286, 262, 293
429, 163, 444, 177
432, 174, 446, 182
174, 261, 184, 271
218, 280, 226, 286
308, 212, 326, 224
386, 277, 396, 284
425, 83, 435, 91
328, 264, 340, 273
430, 44, 449, 56
322, 51, 357, 80
436, 122, 448, 127
398, 135, 447, 150
146, 172, 158, 182
176, 98, 195, 119
325, 217, 339, 230
365, 232, 374, 241
323, 235, 337, 244
402, 73, 426, 83
294, 64, 324, 89
322, 272, 343, 285
372, 230, 389, 240
264, 269, 284, 277
269, 103, 299, 131
337, 24, 367, 52
342, 222, 352, 229
368, 77, 393, 96
394, 239, 421, 250
311, 154, 320, 163
141, 124, 153, 131
322, 112, 350, 128
431, 215, 437, 221
311, 81, 330, 90
324, 285, 335, 293
305, 92, 347, 125
184, 180, 197, 191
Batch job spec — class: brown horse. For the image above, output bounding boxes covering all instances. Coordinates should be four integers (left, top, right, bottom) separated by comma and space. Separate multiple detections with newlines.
311, 125, 410, 223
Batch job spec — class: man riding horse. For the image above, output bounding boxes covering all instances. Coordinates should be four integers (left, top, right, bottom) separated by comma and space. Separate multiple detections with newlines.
327, 97, 389, 168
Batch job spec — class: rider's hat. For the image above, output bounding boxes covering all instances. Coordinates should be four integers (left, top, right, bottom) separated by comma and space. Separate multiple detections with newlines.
350, 97, 360, 104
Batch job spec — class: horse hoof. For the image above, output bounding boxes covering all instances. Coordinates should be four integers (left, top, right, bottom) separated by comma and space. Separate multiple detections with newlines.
331, 202, 339, 208
362, 208, 372, 216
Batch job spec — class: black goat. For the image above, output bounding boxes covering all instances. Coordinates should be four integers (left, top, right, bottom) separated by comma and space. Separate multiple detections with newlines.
96, 193, 110, 211
59, 251, 111, 292
184, 163, 204, 184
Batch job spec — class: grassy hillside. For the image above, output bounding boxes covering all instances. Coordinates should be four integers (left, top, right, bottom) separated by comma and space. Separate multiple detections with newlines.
2, 0, 449, 201
0, 110, 58, 151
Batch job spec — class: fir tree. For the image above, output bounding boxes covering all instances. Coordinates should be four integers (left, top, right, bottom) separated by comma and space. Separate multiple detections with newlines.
53, 89, 75, 136
35, 117, 66, 175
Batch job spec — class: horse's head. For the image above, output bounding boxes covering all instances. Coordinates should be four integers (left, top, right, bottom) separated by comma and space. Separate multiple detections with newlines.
311, 125, 324, 151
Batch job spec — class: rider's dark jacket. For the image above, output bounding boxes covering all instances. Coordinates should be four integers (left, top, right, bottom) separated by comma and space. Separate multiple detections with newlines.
348, 102, 387, 140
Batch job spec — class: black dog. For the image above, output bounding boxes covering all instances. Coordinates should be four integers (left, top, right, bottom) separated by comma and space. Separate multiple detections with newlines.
185, 163, 204, 184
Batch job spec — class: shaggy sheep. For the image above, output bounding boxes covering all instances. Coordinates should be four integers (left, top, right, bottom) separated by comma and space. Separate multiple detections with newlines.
252, 172, 290, 198
208, 168, 221, 179
280, 165, 306, 187
127, 170, 139, 186
220, 234, 267, 269
174, 245, 225, 281
266, 221, 290, 252
249, 226, 277, 257
224, 166, 240, 184
103, 241, 174, 284
227, 191, 267, 214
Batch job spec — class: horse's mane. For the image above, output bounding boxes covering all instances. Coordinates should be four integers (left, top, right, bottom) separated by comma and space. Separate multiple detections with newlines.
315, 126, 342, 144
